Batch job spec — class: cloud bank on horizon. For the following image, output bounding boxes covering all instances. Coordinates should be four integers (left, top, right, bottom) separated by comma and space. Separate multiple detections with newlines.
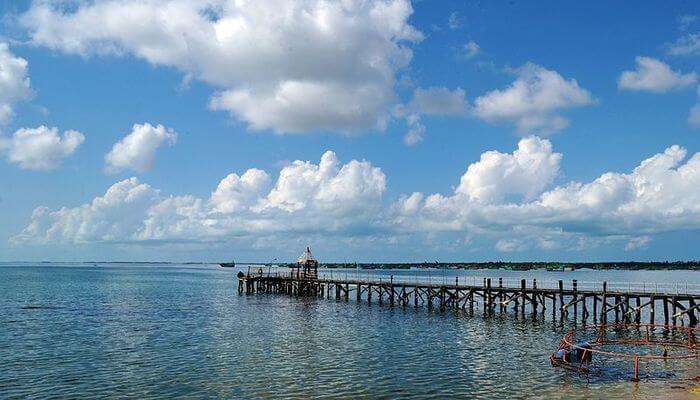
13, 138, 700, 254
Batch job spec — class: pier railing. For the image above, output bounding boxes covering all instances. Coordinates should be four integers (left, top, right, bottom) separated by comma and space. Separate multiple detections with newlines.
245, 266, 700, 296
242, 267, 700, 327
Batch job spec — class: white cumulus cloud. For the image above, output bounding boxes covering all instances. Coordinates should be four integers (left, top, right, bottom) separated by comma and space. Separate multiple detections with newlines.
21, 0, 422, 135
390, 138, 700, 251
618, 56, 697, 93
0, 126, 84, 171
260, 151, 385, 216
210, 169, 271, 214
105, 123, 177, 173
0, 43, 32, 124
473, 63, 594, 135
456, 136, 562, 203
15, 151, 386, 244
14, 140, 700, 253
14, 177, 161, 243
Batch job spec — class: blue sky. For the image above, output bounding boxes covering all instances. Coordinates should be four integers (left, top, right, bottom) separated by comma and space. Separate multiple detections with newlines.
1, 0, 699, 262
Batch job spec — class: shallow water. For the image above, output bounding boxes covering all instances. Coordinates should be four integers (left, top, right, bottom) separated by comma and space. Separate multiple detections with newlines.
1, 264, 698, 399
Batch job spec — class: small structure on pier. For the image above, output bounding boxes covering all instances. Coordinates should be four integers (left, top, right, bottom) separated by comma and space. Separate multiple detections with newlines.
290, 246, 319, 279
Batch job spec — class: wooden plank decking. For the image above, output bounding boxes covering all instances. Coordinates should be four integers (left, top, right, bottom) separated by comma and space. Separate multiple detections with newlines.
239, 274, 700, 328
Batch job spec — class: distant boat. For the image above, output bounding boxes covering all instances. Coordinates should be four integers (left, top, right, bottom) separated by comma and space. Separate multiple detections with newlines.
220, 261, 236, 268
546, 265, 575, 272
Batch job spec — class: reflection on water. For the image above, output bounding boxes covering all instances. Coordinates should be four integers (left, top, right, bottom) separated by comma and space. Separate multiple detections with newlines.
0, 264, 698, 399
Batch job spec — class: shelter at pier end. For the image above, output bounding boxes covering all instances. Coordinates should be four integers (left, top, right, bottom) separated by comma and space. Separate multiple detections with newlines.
291, 246, 319, 279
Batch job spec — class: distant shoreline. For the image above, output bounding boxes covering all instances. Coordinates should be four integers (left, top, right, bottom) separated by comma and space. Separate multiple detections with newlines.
3, 261, 698, 271
320, 262, 700, 271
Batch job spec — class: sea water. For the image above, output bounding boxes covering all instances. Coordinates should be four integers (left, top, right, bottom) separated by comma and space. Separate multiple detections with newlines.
1, 263, 698, 399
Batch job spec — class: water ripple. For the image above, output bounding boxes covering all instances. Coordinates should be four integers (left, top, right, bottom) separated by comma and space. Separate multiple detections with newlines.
0, 264, 697, 399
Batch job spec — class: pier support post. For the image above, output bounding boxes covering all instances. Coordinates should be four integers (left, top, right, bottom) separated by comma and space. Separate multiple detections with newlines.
671, 297, 677, 327
520, 279, 526, 317
499, 278, 505, 314
469, 290, 474, 315
390, 276, 395, 308
440, 286, 446, 312
455, 277, 460, 311
427, 287, 433, 310
573, 280, 578, 323
593, 295, 598, 324
532, 279, 538, 316
558, 280, 564, 320
689, 298, 697, 327
486, 279, 492, 315
601, 282, 608, 324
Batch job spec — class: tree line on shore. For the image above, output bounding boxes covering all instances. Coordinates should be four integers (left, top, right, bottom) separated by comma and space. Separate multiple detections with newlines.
314, 261, 700, 271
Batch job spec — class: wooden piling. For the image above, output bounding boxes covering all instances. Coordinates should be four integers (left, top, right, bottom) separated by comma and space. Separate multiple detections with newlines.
689, 297, 697, 327
573, 280, 578, 322
532, 279, 538, 315
499, 278, 505, 314
240, 274, 698, 329
671, 296, 677, 327
520, 279, 526, 317
601, 282, 608, 324
558, 280, 565, 320
593, 295, 598, 324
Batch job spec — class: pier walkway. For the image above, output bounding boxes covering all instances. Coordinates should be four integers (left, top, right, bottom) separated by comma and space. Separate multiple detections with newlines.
239, 270, 700, 327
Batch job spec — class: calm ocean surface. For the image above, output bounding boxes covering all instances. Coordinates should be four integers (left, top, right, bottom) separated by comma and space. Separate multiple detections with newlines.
1, 263, 699, 399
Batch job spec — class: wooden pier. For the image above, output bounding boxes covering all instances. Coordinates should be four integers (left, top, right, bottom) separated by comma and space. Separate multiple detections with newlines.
240, 273, 700, 327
